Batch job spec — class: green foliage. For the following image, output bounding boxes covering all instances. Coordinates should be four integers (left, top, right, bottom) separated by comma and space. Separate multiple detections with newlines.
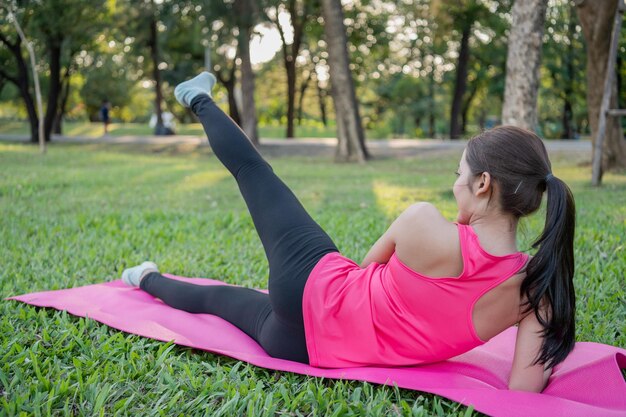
539, 0, 587, 139
0, 0, 621, 139
27, 0, 108, 48
1, 143, 624, 415
80, 59, 137, 121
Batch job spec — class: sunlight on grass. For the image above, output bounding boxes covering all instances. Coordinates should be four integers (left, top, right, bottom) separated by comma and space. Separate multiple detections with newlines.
0, 121, 28, 134
0, 121, 339, 138
371, 180, 438, 218
372, 180, 414, 217
65, 123, 104, 137
0, 143, 36, 154
176, 170, 231, 193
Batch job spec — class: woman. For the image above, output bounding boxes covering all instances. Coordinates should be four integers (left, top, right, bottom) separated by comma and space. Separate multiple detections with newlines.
122, 72, 576, 393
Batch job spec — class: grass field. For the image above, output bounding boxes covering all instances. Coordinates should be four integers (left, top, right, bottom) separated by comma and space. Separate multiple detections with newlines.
1, 142, 624, 415
0, 121, 342, 139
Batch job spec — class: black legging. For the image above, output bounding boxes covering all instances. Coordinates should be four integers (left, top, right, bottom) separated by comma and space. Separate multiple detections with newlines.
140, 95, 339, 364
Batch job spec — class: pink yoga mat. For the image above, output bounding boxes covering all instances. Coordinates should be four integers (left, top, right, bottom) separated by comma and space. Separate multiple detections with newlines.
6, 275, 626, 417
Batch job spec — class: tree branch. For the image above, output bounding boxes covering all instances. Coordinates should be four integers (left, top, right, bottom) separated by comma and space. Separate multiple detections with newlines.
292, 1, 309, 59
268, 6, 290, 61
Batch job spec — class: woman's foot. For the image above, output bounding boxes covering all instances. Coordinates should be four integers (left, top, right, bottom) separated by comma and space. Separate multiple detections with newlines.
122, 261, 159, 287
174, 72, 217, 108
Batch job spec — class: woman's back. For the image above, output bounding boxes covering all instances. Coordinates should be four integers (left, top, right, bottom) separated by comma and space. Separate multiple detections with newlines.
393, 206, 531, 343
302, 207, 530, 368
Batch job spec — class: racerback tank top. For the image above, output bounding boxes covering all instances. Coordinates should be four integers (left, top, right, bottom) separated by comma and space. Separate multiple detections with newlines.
302, 223, 529, 368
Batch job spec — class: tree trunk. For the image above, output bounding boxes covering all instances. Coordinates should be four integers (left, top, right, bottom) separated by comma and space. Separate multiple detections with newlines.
413, 115, 421, 134
53, 73, 71, 135
235, 0, 259, 145
321, 0, 369, 162
0, 33, 39, 143
238, 27, 259, 145
273, 1, 309, 139
44, 42, 62, 142
461, 81, 479, 135
561, 5, 576, 140
478, 108, 487, 130
297, 70, 314, 125
317, 80, 328, 126
396, 113, 406, 135
428, 67, 435, 138
617, 52, 623, 110
501, 0, 548, 131
285, 59, 296, 138
149, 13, 167, 135
449, 23, 471, 139
239, 32, 258, 144
576, 0, 626, 170
215, 67, 241, 125
561, 98, 574, 140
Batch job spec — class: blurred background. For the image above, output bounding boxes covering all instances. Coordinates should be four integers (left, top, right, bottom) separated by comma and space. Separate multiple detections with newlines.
0, 0, 624, 143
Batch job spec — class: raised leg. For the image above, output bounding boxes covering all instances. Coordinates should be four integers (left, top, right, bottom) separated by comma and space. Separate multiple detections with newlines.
190, 93, 338, 328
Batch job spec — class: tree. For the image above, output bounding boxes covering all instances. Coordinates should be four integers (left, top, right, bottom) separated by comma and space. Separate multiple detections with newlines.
575, 0, 626, 171
0, 6, 39, 143
181, 1, 259, 143
235, 0, 259, 144
80, 50, 137, 121
0, 0, 109, 142
265, 0, 314, 138
449, 12, 472, 138
321, 0, 368, 161
115, 0, 178, 135
461, 10, 510, 135
434, 0, 492, 139
206, 15, 243, 125
350, 0, 427, 137
6, 8, 44, 153
501, 0, 549, 131
540, 0, 587, 139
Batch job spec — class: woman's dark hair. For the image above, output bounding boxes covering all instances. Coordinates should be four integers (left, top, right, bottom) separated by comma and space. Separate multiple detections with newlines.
465, 125, 576, 369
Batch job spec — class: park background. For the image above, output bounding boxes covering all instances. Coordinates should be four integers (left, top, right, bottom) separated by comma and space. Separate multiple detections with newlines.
1, 0, 625, 152
1, 0, 625, 416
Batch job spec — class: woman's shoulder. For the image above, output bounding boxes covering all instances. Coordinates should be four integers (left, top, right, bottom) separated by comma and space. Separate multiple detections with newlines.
394, 203, 459, 249
396, 202, 456, 232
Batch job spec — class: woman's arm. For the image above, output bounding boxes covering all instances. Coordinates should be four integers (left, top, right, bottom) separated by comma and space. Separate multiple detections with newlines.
360, 202, 438, 268
508, 305, 553, 392
360, 228, 396, 268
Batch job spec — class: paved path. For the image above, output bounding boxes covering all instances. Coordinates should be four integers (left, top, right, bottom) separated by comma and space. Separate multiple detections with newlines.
0, 133, 592, 158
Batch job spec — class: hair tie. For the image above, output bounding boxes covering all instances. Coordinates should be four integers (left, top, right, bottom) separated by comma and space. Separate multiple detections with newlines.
545, 173, 554, 182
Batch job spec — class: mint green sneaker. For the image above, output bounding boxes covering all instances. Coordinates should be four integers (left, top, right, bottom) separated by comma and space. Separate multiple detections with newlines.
174, 72, 217, 108
122, 261, 159, 287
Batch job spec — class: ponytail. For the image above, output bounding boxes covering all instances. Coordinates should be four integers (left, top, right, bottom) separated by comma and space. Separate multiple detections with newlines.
520, 175, 576, 369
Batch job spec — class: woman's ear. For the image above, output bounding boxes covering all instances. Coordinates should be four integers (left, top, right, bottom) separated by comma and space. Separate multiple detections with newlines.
474, 172, 492, 196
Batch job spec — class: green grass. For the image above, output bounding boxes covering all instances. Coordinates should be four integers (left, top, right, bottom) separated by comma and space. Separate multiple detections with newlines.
0, 120, 448, 140
1, 142, 624, 416
0, 121, 342, 139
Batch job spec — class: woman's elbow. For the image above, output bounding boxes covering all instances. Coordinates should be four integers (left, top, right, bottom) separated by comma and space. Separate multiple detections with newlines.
507, 380, 545, 393
508, 372, 550, 393
508, 366, 552, 393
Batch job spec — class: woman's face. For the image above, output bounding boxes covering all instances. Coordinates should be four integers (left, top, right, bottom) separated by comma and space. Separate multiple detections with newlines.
453, 150, 478, 224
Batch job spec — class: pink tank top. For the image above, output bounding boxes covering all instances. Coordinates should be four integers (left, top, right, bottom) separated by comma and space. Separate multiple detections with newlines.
302, 223, 529, 368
